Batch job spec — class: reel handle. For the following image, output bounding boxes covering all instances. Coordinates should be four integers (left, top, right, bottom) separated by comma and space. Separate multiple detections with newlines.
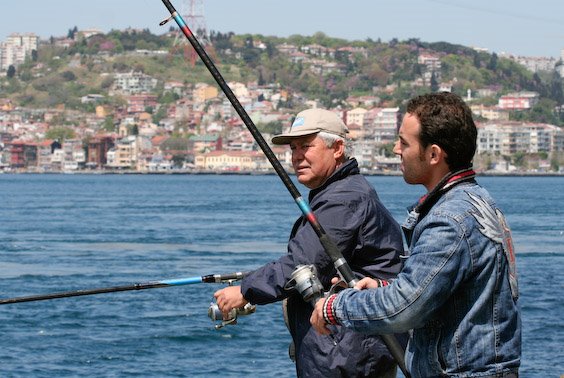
208, 302, 256, 329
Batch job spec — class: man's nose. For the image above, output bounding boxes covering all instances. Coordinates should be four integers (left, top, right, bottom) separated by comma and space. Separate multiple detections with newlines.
392, 141, 401, 155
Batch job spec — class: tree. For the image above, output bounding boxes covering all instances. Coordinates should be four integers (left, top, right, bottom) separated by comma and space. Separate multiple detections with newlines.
46, 127, 76, 141
152, 106, 167, 125
473, 53, 481, 69
258, 69, 265, 86
549, 71, 564, 105
381, 142, 396, 158
487, 52, 498, 71
528, 98, 560, 125
430, 71, 439, 92
6, 65, 16, 78
67, 26, 78, 39
257, 120, 283, 135
61, 71, 76, 81
102, 116, 115, 132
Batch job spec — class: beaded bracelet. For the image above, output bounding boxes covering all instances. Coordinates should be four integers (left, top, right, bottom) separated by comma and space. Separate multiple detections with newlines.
376, 278, 389, 287
322, 293, 339, 325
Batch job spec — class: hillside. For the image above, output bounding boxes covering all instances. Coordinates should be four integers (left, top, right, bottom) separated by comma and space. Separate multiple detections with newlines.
2, 28, 564, 125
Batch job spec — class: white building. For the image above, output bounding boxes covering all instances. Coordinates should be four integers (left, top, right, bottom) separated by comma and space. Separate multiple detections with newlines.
513, 56, 557, 72
477, 122, 560, 155
368, 107, 399, 144
0, 33, 39, 70
112, 71, 158, 94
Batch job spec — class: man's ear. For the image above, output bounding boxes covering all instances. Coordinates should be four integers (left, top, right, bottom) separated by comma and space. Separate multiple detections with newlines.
429, 144, 444, 165
333, 139, 345, 159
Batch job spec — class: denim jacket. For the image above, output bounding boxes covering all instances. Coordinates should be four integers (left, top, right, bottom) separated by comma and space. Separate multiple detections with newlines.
331, 181, 521, 377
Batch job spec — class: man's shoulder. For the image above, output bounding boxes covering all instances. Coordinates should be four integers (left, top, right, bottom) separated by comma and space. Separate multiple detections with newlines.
330, 174, 377, 200
431, 183, 495, 221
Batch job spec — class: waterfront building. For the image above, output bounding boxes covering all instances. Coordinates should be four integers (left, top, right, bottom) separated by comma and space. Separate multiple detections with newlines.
477, 122, 560, 155
194, 150, 268, 171
87, 135, 115, 168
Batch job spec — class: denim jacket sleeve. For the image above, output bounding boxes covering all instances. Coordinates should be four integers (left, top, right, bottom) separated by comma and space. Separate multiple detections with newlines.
332, 208, 472, 334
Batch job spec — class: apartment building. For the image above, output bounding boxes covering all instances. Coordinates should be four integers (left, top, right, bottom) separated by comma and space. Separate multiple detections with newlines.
498, 92, 540, 110
345, 107, 368, 128
364, 107, 400, 144
477, 122, 562, 155
112, 71, 158, 94
0, 33, 39, 70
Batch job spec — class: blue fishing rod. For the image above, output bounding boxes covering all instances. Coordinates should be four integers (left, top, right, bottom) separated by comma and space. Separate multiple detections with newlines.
158, 2, 409, 376
0, 272, 246, 305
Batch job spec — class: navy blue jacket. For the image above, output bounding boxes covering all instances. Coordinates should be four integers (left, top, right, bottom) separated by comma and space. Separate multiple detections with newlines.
241, 159, 406, 377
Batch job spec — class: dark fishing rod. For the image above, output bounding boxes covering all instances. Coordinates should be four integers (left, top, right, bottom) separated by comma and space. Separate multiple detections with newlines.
0, 272, 246, 305
158, 2, 409, 376
159, 0, 356, 289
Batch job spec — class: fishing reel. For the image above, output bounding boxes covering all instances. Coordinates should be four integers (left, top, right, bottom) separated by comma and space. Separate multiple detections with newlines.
285, 264, 325, 305
208, 302, 256, 329
207, 277, 256, 329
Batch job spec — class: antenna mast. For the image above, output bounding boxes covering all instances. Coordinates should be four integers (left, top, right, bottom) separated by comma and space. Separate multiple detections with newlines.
171, 0, 211, 65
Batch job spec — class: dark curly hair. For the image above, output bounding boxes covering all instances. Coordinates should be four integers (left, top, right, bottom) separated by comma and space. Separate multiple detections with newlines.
406, 92, 477, 171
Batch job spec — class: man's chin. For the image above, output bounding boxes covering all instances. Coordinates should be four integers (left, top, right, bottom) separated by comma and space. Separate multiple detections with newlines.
296, 176, 315, 189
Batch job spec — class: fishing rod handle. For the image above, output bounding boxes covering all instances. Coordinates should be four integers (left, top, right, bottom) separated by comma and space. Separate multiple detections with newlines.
201, 271, 247, 283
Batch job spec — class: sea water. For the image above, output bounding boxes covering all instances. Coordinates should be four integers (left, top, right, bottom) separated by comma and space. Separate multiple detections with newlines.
0, 174, 562, 377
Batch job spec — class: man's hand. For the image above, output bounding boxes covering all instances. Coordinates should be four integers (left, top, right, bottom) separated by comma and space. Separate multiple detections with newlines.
354, 277, 381, 290
310, 297, 332, 335
213, 285, 248, 317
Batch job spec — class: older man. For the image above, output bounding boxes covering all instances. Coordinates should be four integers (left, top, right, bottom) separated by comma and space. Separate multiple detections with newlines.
214, 108, 405, 377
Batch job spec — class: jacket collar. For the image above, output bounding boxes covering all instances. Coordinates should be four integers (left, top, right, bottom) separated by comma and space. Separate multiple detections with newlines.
412, 168, 476, 216
402, 168, 476, 245
308, 158, 359, 201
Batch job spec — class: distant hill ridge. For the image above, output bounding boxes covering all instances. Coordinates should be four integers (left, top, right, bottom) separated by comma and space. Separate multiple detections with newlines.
2, 29, 563, 126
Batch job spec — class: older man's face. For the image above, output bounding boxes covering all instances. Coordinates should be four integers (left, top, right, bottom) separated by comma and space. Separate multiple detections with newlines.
290, 134, 339, 189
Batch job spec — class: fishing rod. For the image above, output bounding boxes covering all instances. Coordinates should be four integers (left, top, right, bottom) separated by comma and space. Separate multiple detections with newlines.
0, 272, 246, 305
158, 2, 409, 376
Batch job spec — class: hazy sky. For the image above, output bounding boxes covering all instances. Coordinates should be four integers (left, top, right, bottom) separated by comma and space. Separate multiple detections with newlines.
2, 0, 563, 58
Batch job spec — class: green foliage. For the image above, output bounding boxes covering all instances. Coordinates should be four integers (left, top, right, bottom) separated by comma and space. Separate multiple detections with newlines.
45, 127, 76, 141
102, 116, 115, 132
257, 120, 284, 135
161, 137, 191, 151
509, 98, 564, 125
381, 142, 396, 158
60, 70, 77, 82
7, 65, 16, 78
2, 28, 564, 120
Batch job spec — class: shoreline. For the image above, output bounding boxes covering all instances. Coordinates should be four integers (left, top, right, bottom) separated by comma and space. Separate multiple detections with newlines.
1, 170, 563, 177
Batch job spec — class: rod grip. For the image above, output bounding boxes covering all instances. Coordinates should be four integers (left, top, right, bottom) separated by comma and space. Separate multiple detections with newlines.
318, 234, 358, 287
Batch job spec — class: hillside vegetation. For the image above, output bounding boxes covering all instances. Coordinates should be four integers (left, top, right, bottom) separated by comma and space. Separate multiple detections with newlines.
2, 28, 564, 125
